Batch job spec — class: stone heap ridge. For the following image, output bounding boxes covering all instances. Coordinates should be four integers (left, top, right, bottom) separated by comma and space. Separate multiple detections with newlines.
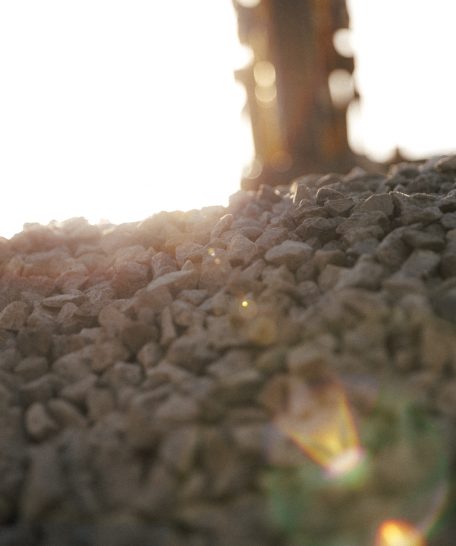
1, 155, 456, 545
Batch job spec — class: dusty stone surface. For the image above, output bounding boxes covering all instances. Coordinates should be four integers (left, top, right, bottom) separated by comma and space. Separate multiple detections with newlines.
1, 157, 456, 544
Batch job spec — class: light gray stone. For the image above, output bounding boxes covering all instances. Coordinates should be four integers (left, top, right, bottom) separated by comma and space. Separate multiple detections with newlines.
402, 228, 445, 251
80, 282, 116, 317
14, 356, 48, 382
120, 320, 157, 353
98, 303, 131, 336
290, 174, 320, 203
170, 299, 196, 327
133, 463, 178, 518
199, 252, 232, 293
137, 341, 162, 369
324, 197, 355, 217
392, 192, 443, 225
17, 326, 53, 357
42, 292, 85, 308
92, 339, 129, 373
159, 426, 199, 475
286, 343, 331, 375
87, 388, 115, 421
336, 211, 389, 235
134, 285, 173, 313
441, 241, 456, 277
179, 289, 208, 306
375, 228, 410, 268
166, 333, 215, 373
145, 361, 193, 387
436, 154, 456, 172
206, 315, 243, 350
318, 264, 347, 291
20, 374, 63, 405
60, 374, 97, 405
254, 227, 288, 253
226, 233, 257, 265
264, 240, 312, 270
315, 186, 344, 204
0, 301, 29, 331
150, 251, 178, 278
335, 257, 385, 290
210, 213, 234, 240
20, 444, 65, 520
25, 402, 59, 441
160, 306, 177, 346
382, 276, 426, 297
26, 304, 56, 330
420, 322, 456, 372
296, 216, 339, 242
441, 212, 456, 230
146, 269, 197, 294
47, 398, 87, 428
356, 193, 394, 216
56, 302, 80, 332
231, 423, 266, 455
53, 347, 93, 380
155, 393, 200, 422
175, 241, 204, 268
436, 381, 456, 417
105, 361, 143, 387
313, 249, 345, 272
398, 249, 440, 278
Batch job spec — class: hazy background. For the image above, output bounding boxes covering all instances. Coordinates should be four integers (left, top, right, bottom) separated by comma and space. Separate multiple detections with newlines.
1, 0, 455, 239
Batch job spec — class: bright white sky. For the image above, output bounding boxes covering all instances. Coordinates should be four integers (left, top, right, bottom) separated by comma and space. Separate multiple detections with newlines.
347, 0, 456, 162
1, 1, 455, 239
0, 0, 253, 238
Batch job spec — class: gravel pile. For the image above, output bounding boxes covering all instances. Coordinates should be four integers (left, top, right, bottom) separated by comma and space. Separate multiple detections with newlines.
2, 155, 456, 545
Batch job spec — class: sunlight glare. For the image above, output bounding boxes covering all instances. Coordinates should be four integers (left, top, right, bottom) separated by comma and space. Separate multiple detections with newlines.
237, 0, 262, 7
238, 298, 258, 320
375, 520, 426, 546
347, 0, 456, 161
255, 85, 278, 105
254, 61, 276, 88
328, 69, 355, 108
333, 28, 354, 58
0, 1, 254, 238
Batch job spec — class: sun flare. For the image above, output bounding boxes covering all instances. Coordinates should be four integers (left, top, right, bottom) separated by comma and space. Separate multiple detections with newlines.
375, 520, 426, 546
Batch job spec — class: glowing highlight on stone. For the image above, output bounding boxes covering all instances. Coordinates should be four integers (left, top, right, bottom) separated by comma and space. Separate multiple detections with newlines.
235, 297, 258, 321
375, 520, 426, 546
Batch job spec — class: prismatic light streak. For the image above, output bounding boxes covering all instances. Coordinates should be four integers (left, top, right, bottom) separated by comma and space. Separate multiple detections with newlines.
275, 375, 448, 544
276, 381, 365, 477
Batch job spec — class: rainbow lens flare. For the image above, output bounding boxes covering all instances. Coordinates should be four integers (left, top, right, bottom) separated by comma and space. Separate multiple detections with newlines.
375, 520, 426, 546
276, 381, 364, 477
